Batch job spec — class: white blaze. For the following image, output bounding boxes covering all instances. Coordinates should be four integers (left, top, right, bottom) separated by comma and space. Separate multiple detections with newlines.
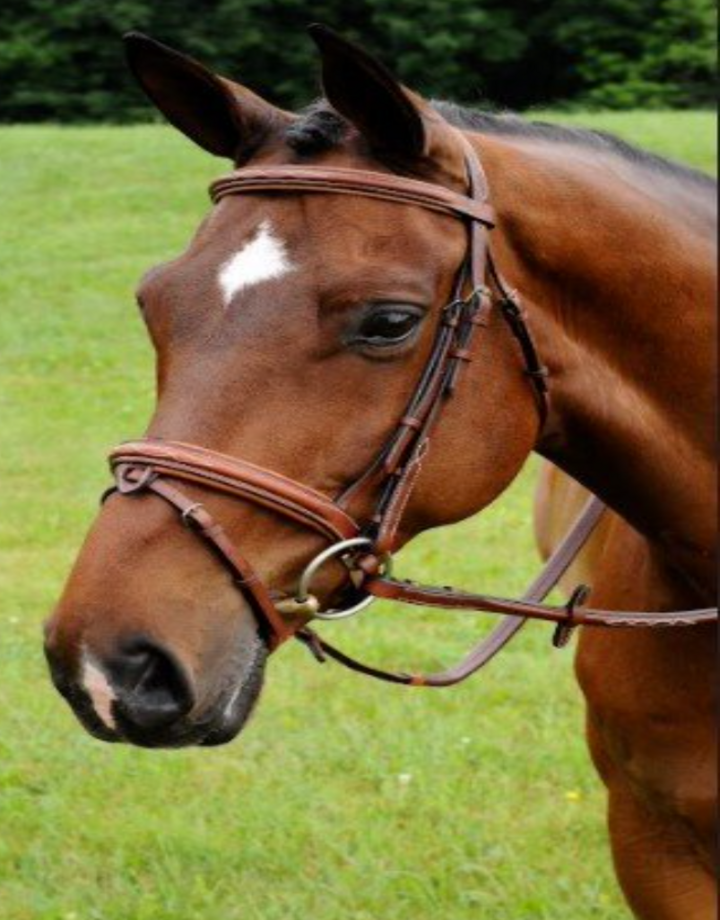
218, 220, 295, 306
81, 651, 117, 729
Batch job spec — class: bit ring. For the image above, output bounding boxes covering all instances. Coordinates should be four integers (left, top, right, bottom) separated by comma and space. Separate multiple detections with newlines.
294, 537, 393, 621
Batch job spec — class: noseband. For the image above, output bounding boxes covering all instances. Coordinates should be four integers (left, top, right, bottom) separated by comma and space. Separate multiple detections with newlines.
107, 140, 717, 687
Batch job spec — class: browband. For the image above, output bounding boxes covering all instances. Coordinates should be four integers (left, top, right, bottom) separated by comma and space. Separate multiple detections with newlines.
210, 165, 496, 226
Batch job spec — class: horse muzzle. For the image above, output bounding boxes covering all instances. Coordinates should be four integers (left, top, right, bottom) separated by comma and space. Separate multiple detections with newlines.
44, 618, 269, 748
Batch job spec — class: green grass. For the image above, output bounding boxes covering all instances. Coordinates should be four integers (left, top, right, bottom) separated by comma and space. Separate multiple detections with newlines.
0, 112, 715, 920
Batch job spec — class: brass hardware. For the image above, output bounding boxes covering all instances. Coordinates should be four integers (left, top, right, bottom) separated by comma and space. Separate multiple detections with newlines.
274, 594, 321, 618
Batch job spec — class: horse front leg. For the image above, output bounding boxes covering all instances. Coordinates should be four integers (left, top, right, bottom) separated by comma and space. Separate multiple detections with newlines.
605, 773, 717, 920
583, 696, 717, 920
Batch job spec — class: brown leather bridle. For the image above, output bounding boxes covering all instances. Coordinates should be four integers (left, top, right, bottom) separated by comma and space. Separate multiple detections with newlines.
106, 140, 717, 687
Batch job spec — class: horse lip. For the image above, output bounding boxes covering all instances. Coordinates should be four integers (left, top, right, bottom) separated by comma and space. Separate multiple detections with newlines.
111, 712, 209, 748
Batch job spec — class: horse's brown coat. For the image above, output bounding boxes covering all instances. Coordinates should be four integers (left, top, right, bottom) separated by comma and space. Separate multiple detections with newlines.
45, 29, 716, 918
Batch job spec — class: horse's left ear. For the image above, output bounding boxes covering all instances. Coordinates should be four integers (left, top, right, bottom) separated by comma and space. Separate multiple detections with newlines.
308, 24, 461, 174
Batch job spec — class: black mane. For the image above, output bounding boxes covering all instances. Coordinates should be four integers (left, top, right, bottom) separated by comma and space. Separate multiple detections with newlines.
285, 99, 715, 190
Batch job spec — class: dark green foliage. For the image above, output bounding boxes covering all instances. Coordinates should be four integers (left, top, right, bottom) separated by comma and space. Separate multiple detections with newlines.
0, 0, 715, 122
536, 0, 717, 108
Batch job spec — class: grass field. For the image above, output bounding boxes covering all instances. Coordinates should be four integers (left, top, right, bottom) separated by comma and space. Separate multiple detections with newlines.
0, 112, 715, 920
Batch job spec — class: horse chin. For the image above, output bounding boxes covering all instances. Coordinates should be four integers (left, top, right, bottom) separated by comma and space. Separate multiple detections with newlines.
115, 634, 271, 749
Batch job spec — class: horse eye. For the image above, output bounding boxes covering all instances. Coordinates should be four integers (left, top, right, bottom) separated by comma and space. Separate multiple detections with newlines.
354, 306, 423, 347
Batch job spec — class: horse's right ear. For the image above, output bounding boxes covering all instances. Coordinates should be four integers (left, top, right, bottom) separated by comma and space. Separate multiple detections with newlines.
123, 32, 291, 161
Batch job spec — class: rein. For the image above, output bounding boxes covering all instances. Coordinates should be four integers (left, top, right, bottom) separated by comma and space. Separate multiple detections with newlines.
106, 139, 717, 686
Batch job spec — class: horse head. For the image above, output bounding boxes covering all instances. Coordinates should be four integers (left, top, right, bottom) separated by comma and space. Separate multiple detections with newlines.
45, 28, 541, 747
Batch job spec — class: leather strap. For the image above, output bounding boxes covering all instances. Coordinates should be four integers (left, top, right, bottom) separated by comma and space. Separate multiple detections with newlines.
298, 495, 606, 685
111, 439, 359, 542
297, 495, 716, 686
210, 165, 496, 226
367, 576, 717, 628
109, 444, 717, 660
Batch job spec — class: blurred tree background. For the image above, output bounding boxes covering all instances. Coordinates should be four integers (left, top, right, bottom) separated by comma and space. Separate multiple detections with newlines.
0, 0, 716, 122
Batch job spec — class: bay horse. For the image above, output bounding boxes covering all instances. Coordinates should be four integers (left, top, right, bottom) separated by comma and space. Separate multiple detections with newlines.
45, 28, 717, 919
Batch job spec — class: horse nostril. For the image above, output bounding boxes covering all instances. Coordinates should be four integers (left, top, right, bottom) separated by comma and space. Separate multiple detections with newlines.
108, 640, 194, 731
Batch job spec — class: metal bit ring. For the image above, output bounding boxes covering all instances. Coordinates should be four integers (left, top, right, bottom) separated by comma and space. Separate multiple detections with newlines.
295, 537, 393, 621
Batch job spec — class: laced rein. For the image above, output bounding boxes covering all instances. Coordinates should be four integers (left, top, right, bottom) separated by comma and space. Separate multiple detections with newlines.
106, 147, 718, 687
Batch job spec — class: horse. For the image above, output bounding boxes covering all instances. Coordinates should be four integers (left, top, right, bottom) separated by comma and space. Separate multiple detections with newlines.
44, 27, 717, 919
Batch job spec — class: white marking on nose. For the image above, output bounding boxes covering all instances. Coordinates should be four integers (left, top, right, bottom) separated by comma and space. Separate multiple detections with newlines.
218, 219, 295, 306
81, 650, 117, 729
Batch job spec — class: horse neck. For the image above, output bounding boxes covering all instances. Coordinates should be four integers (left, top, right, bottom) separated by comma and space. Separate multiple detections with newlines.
475, 132, 717, 588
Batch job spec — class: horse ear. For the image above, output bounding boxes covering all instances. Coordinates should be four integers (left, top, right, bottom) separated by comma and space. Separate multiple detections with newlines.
123, 32, 291, 161
308, 24, 427, 162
